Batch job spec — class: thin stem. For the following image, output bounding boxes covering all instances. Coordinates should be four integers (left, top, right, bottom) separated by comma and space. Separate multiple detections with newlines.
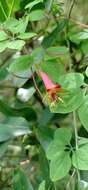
54, 183, 57, 190
70, 17, 88, 29
8, 0, 15, 18
31, 69, 43, 100
66, 169, 76, 190
0, 1, 7, 19
68, 0, 76, 19
73, 111, 80, 186
73, 111, 78, 150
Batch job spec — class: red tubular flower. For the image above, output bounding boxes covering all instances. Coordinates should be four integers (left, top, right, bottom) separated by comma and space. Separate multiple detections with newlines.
40, 71, 62, 101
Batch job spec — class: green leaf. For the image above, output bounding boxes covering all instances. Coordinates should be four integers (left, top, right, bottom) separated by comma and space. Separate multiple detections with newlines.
0, 39, 25, 52
72, 144, 88, 170
57, 73, 84, 90
50, 151, 71, 181
0, 31, 8, 41
38, 107, 54, 127
69, 30, 88, 44
54, 128, 72, 144
46, 46, 69, 57
25, 0, 43, 10
0, 99, 37, 121
78, 137, 88, 147
42, 19, 67, 48
46, 128, 71, 160
85, 67, 88, 77
32, 47, 45, 64
38, 181, 45, 190
0, 68, 8, 80
8, 55, 33, 73
3, 17, 29, 34
39, 148, 49, 181
0, 142, 9, 158
36, 127, 54, 150
81, 40, 88, 54
7, 40, 25, 50
0, 40, 9, 52
42, 59, 64, 82
13, 168, 34, 190
50, 88, 84, 114
78, 95, 88, 131
29, 10, 45, 21
0, 119, 31, 142
18, 32, 37, 40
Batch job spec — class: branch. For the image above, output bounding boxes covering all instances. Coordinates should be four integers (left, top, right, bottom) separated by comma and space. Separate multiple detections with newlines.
68, 0, 76, 19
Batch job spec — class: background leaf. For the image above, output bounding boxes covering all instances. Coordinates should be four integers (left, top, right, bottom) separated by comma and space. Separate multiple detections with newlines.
78, 96, 88, 131
13, 168, 34, 190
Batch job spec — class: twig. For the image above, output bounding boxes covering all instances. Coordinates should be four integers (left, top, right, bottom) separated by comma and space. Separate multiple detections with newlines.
70, 17, 88, 29
68, 0, 76, 19
31, 69, 43, 100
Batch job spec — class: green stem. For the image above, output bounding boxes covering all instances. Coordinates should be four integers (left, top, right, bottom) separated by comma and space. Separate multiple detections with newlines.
73, 111, 78, 150
54, 183, 56, 190
0, 1, 7, 19
73, 111, 80, 186
8, 0, 15, 18
66, 169, 76, 190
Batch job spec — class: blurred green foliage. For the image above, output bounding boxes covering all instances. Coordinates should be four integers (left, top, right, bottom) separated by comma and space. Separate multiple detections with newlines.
0, 0, 88, 190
